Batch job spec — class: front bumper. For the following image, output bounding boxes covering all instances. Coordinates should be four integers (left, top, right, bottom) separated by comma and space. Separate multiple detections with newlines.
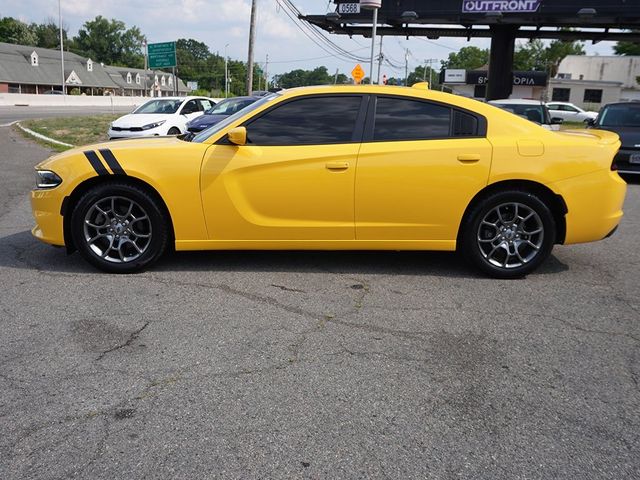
31, 188, 65, 246
108, 126, 164, 139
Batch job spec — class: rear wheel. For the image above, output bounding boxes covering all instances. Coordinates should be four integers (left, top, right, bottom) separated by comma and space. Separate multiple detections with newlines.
70, 182, 169, 273
461, 190, 556, 278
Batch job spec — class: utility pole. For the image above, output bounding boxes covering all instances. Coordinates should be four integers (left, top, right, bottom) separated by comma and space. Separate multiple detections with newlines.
246, 0, 257, 95
264, 54, 269, 90
377, 36, 384, 84
224, 43, 229, 98
423, 58, 438, 85
404, 48, 409, 86
334, 68, 339, 84
143, 40, 148, 96
58, 0, 65, 94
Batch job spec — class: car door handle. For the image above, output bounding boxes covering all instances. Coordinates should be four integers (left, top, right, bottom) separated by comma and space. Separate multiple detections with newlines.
457, 154, 481, 163
325, 162, 349, 170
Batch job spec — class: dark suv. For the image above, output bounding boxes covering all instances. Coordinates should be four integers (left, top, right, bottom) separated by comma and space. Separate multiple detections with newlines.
589, 102, 640, 176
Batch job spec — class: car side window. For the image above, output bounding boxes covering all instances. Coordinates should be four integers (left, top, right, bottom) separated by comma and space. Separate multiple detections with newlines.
244, 96, 363, 145
181, 100, 198, 115
198, 99, 213, 111
373, 97, 451, 141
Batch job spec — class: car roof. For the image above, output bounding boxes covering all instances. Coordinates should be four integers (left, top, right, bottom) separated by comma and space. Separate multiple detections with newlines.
489, 99, 544, 105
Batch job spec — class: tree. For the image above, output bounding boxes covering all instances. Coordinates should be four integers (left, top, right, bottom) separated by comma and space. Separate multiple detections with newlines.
272, 66, 350, 88
31, 19, 67, 49
0, 17, 37, 45
441, 46, 489, 70
407, 65, 442, 88
513, 39, 584, 75
614, 39, 640, 56
71, 16, 145, 68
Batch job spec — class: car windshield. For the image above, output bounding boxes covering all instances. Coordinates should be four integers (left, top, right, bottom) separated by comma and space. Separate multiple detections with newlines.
133, 99, 182, 114
191, 93, 279, 143
597, 104, 640, 127
494, 103, 548, 124
205, 98, 257, 116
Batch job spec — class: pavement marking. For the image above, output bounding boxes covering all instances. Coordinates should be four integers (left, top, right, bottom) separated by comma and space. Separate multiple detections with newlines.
14, 122, 74, 147
0, 120, 20, 127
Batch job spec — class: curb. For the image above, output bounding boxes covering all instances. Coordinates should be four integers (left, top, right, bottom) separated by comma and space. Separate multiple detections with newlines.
15, 122, 74, 147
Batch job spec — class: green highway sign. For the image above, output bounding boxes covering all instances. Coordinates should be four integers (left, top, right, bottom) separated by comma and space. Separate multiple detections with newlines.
148, 42, 176, 69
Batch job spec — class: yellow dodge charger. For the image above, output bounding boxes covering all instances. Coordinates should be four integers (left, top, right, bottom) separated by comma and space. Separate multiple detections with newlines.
31, 85, 626, 278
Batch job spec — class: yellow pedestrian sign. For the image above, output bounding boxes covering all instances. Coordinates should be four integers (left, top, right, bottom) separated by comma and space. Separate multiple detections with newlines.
351, 64, 365, 84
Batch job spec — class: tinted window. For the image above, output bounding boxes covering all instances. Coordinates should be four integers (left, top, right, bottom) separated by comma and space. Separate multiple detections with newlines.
453, 110, 478, 136
552, 88, 570, 102
598, 104, 640, 127
584, 89, 603, 103
374, 97, 451, 141
245, 96, 362, 145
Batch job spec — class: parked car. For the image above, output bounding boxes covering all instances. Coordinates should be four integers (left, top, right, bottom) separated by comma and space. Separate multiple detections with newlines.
31, 85, 626, 278
489, 99, 563, 130
108, 96, 216, 139
546, 102, 598, 123
186, 96, 261, 134
588, 101, 640, 175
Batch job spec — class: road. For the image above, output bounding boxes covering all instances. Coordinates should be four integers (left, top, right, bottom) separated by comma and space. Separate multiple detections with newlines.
0, 125, 639, 479
0, 105, 134, 126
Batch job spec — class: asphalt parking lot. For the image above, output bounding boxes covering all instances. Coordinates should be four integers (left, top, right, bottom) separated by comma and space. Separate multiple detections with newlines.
0, 125, 639, 479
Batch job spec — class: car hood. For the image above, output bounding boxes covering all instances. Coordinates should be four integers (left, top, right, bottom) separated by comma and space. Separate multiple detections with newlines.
112, 113, 171, 128
188, 114, 229, 127
593, 126, 640, 148
36, 136, 198, 171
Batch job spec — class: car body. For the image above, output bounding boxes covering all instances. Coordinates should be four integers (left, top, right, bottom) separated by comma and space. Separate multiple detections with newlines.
588, 101, 640, 175
546, 102, 598, 123
489, 99, 562, 130
186, 96, 261, 133
31, 85, 626, 278
108, 96, 216, 139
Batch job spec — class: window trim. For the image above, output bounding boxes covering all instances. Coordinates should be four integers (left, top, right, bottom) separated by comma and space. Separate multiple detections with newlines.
224, 94, 369, 146
362, 94, 487, 143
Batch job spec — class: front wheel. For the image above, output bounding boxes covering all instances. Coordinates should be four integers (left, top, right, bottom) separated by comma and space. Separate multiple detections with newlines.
460, 191, 556, 279
167, 127, 181, 135
70, 182, 169, 273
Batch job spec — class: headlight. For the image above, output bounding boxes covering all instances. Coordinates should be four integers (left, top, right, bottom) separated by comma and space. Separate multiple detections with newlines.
35, 170, 62, 189
142, 120, 166, 130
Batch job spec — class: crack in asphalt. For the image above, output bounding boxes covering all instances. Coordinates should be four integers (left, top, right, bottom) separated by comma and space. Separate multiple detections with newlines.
95, 322, 150, 361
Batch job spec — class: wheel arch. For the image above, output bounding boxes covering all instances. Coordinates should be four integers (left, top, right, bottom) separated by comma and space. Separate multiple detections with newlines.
61, 175, 175, 253
457, 180, 567, 247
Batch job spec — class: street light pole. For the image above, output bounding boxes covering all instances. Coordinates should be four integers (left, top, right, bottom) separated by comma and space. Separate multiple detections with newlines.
58, 0, 65, 95
361, 0, 381, 85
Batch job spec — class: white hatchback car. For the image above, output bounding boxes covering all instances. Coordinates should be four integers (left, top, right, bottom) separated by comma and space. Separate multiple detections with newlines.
108, 96, 216, 139
546, 102, 598, 123
489, 99, 562, 131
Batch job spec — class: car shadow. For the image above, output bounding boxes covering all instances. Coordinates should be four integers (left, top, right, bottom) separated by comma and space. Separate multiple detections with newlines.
0, 230, 569, 278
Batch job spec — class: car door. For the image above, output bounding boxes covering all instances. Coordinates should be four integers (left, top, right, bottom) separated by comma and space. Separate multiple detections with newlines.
200, 94, 367, 241
547, 103, 565, 121
355, 95, 492, 243
180, 99, 203, 121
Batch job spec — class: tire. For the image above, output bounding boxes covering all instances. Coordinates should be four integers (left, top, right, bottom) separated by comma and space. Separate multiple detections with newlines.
70, 182, 169, 273
167, 127, 180, 135
460, 190, 556, 279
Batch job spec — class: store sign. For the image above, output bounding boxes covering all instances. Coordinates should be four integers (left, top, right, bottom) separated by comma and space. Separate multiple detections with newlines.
444, 69, 466, 84
462, 0, 541, 13
465, 70, 548, 86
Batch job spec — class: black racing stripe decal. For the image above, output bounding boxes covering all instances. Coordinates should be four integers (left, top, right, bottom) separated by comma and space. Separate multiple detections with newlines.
84, 150, 109, 176
98, 148, 127, 176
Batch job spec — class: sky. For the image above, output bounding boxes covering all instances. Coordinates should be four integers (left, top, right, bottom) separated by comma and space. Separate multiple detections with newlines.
2, 0, 617, 81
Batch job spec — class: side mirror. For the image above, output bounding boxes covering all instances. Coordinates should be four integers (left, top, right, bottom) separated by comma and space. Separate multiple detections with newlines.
227, 126, 247, 146
551, 117, 564, 125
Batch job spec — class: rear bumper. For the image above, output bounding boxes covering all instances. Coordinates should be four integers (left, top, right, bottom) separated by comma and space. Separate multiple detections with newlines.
552, 169, 627, 245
